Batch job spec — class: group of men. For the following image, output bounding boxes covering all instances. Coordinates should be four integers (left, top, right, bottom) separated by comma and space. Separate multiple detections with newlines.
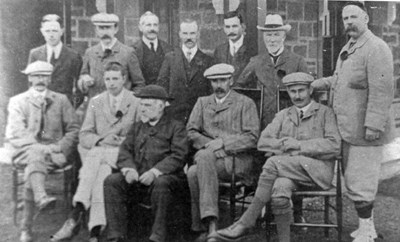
5, 1, 395, 242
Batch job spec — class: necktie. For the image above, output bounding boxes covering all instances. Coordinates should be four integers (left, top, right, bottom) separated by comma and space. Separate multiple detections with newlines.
103, 49, 112, 59
186, 51, 192, 63
111, 97, 117, 114
269, 54, 279, 64
50, 50, 57, 66
37, 98, 46, 139
150, 42, 156, 53
231, 46, 236, 57
299, 110, 304, 120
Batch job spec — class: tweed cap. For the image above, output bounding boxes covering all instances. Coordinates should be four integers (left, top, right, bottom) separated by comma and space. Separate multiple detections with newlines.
22, 61, 53, 75
135, 85, 173, 101
282, 72, 314, 86
91, 13, 119, 26
204, 63, 235, 79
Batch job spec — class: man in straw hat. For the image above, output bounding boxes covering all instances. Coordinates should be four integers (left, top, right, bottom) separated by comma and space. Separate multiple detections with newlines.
215, 72, 341, 242
103, 85, 189, 242
186, 63, 259, 242
5, 61, 80, 242
312, 2, 394, 241
78, 13, 145, 98
236, 14, 308, 130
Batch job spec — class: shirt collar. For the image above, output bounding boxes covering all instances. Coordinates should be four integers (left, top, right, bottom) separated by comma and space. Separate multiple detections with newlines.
295, 101, 313, 115
29, 87, 47, 99
109, 88, 125, 102
101, 37, 117, 51
269, 46, 284, 57
46, 42, 63, 61
215, 90, 231, 104
142, 37, 158, 51
182, 44, 198, 57
229, 35, 244, 52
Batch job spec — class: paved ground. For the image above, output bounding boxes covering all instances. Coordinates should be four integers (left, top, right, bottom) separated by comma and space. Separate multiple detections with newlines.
0, 163, 399, 242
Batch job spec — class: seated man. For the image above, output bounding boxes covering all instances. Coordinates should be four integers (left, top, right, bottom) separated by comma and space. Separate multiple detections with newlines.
216, 72, 341, 242
103, 85, 189, 242
5, 61, 79, 242
186, 63, 260, 241
51, 62, 141, 242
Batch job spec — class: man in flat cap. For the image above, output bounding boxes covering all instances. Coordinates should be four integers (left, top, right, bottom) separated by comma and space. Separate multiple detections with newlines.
157, 19, 213, 123
312, 2, 394, 241
186, 63, 260, 241
132, 11, 173, 85
28, 14, 83, 107
237, 14, 308, 130
78, 13, 145, 99
51, 62, 141, 242
103, 85, 189, 242
5, 61, 80, 242
216, 72, 341, 242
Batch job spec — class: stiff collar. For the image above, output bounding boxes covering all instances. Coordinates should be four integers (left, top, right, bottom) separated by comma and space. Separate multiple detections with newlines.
215, 90, 232, 104
295, 101, 312, 115
101, 37, 118, 51
229, 35, 244, 54
46, 42, 63, 61
142, 37, 158, 51
182, 44, 198, 56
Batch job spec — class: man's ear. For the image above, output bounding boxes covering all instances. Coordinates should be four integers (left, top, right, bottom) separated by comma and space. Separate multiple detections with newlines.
309, 85, 314, 95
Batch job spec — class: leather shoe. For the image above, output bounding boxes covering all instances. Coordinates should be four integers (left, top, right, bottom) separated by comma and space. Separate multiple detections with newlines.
36, 196, 57, 212
191, 231, 207, 242
20, 230, 33, 242
293, 214, 308, 232
216, 222, 250, 241
88, 237, 99, 242
50, 216, 81, 241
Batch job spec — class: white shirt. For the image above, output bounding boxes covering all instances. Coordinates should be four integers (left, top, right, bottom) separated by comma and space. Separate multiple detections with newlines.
229, 35, 244, 56
108, 89, 124, 112
101, 37, 117, 51
46, 42, 62, 63
30, 88, 47, 104
142, 36, 158, 51
215, 90, 231, 104
295, 101, 313, 119
182, 45, 198, 62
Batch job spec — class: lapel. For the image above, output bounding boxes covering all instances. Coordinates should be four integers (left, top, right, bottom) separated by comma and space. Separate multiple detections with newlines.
235, 43, 247, 58
287, 106, 300, 126
275, 49, 289, 69
176, 49, 190, 82
188, 50, 203, 82
119, 89, 133, 116
302, 101, 319, 120
207, 91, 236, 114
340, 30, 373, 60
93, 43, 104, 59
100, 92, 117, 124
135, 40, 144, 67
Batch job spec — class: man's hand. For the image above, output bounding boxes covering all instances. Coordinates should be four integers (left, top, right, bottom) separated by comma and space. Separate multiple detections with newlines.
280, 137, 301, 152
124, 169, 139, 184
205, 138, 224, 152
139, 171, 156, 186
214, 149, 227, 159
30, 143, 52, 154
99, 134, 122, 146
77, 74, 94, 92
365, 127, 381, 141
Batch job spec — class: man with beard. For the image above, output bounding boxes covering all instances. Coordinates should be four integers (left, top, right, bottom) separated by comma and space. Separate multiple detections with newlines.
186, 64, 259, 242
78, 13, 145, 98
6, 61, 79, 242
312, 2, 394, 241
157, 19, 213, 123
132, 11, 172, 85
215, 72, 341, 242
28, 14, 83, 107
213, 11, 254, 83
237, 14, 308, 130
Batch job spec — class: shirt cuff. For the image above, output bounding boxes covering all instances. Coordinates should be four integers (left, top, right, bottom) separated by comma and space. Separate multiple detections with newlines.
150, 168, 162, 177
121, 168, 137, 176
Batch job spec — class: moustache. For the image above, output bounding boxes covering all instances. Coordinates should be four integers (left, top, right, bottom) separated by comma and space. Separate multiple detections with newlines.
293, 98, 303, 102
228, 33, 236, 37
148, 30, 158, 34
185, 39, 194, 44
101, 34, 112, 40
215, 88, 226, 94
34, 83, 46, 86
345, 26, 358, 33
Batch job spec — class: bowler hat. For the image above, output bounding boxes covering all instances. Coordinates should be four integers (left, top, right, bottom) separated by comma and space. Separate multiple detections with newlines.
22, 61, 53, 75
257, 14, 291, 32
282, 72, 314, 86
135, 85, 173, 101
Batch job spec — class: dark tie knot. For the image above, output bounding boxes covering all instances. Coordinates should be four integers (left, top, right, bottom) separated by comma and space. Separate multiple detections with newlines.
103, 49, 112, 59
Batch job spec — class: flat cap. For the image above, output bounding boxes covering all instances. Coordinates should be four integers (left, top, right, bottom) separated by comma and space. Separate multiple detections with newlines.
135, 85, 173, 101
204, 63, 235, 79
282, 72, 314, 86
22, 61, 53, 75
91, 13, 119, 26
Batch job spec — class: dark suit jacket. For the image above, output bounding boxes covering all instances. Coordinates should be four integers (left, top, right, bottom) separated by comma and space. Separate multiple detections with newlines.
213, 38, 254, 83
117, 114, 188, 176
132, 39, 173, 70
157, 48, 213, 123
237, 48, 308, 129
28, 44, 83, 106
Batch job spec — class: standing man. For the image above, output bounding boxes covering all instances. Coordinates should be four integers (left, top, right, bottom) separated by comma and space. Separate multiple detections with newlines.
157, 19, 213, 123
78, 13, 145, 98
132, 11, 173, 85
51, 62, 141, 242
186, 64, 259, 241
28, 14, 83, 107
312, 2, 394, 241
104, 85, 189, 242
5, 61, 79, 242
237, 14, 308, 129
213, 11, 254, 83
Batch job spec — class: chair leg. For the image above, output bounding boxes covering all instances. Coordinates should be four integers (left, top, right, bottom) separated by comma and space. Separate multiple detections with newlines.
337, 192, 343, 242
230, 185, 236, 223
324, 196, 330, 238
12, 168, 19, 226
265, 203, 273, 242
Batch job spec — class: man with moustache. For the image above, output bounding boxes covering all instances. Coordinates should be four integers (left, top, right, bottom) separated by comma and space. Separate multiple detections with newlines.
28, 14, 83, 106
186, 64, 259, 242
6, 61, 79, 242
312, 2, 394, 241
157, 19, 213, 123
103, 85, 189, 242
51, 62, 141, 242
78, 13, 145, 98
215, 72, 341, 242
237, 14, 308, 130
132, 11, 172, 85
213, 11, 254, 82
